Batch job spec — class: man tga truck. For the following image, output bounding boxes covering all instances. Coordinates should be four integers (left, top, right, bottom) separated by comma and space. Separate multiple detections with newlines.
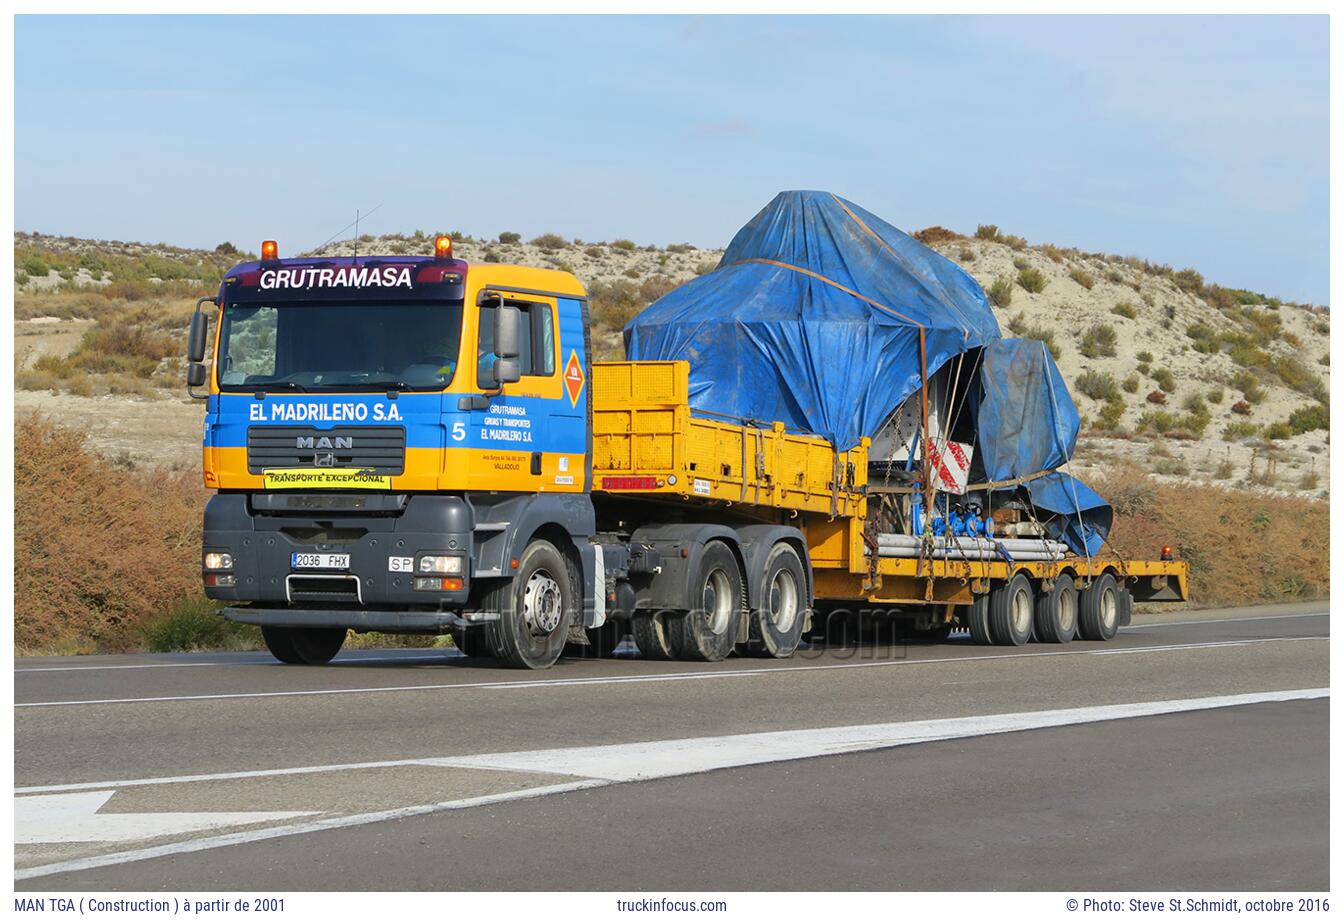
190, 218, 1187, 670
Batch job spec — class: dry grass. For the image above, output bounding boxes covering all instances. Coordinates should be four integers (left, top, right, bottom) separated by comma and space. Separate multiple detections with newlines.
15, 414, 210, 652
1092, 463, 1328, 606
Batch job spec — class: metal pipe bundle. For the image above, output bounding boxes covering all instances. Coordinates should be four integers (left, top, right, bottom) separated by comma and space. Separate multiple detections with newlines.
873, 532, 1069, 562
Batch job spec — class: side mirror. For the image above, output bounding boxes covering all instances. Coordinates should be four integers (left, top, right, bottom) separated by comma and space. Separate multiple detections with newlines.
494, 303, 521, 360
187, 362, 207, 387
188, 310, 210, 363
493, 356, 521, 386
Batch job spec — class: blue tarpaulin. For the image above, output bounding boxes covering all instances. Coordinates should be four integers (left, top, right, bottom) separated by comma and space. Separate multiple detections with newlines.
975, 338, 1079, 482
625, 190, 1112, 555
624, 190, 1000, 450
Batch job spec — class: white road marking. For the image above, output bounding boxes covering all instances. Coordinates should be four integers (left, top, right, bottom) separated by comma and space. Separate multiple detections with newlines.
1091, 636, 1324, 655
14, 687, 1326, 880
15, 790, 318, 844
14, 780, 606, 882
14, 635, 1325, 708
15, 653, 460, 673
13, 610, 1326, 675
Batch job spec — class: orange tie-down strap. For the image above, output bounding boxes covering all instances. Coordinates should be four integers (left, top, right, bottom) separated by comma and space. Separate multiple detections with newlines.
727, 257, 924, 328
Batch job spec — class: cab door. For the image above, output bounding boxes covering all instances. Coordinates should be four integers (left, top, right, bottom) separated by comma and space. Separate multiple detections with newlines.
464, 291, 586, 493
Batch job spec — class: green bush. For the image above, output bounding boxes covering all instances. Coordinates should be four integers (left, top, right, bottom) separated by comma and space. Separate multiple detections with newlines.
1264, 421, 1293, 440
1111, 302, 1137, 319
1095, 397, 1126, 430
1068, 268, 1095, 290
1137, 350, 1154, 364
498, 231, 521, 244
1016, 268, 1047, 293
975, 224, 1001, 241
1182, 393, 1207, 415
142, 596, 261, 652
1173, 267, 1204, 293
1223, 421, 1261, 441
1152, 457, 1189, 476
1206, 388, 1223, 404
1105, 269, 1124, 284
987, 277, 1014, 307
1138, 411, 1177, 434
1075, 369, 1120, 401
1079, 323, 1117, 359
1003, 234, 1027, 251
611, 239, 637, 251
530, 232, 568, 251
1288, 403, 1329, 434
1122, 375, 1140, 393
1152, 367, 1176, 392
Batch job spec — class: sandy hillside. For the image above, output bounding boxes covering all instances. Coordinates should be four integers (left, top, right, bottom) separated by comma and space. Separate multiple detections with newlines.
13, 228, 1330, 499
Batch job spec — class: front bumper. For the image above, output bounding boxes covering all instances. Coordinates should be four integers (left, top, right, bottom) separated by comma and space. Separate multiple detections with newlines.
203, 492, 474, 610
221, 605, 499, 633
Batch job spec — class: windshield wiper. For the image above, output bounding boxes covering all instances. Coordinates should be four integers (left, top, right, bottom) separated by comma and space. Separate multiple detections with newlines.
255, 381, 307, 392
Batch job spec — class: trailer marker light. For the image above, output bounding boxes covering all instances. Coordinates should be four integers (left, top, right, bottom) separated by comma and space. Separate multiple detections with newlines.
1161, 544, 1174, 561
601, 476, 659, 490
434, 235, 453, 258
260, 240, 278, 260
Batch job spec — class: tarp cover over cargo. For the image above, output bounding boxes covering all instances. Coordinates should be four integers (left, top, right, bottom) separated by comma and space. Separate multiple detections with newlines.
624, 190, 1000, 450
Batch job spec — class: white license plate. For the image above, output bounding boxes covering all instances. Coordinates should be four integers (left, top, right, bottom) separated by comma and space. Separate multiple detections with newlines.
291, 552, 351, 570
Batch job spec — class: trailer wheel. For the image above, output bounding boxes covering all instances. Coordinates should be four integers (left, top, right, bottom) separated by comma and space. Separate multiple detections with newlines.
262, 626, 345, 665
745, 543, 809, 658
989, 573, 1034, 646
673, 541, 743, 661
632, 611, 680, 660
565, 620, 626, 659
1033, 578, 1077, 644
483, 539, 574, 669
1078, 573, 1120, 641
963, 593, 993, 646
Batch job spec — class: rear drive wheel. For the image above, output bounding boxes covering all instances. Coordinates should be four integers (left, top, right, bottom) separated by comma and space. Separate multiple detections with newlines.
673, 541, 743, 661
1033, 578, 1078, 644
632, 611, 680, 660
1078, 573, 1120, 641
565, 619, 626, 659
483, 539, 575, 669
963, 593, 993, 646
989, 573, 1034, 646
745, 543, 809, 658
262, 626, 345, 665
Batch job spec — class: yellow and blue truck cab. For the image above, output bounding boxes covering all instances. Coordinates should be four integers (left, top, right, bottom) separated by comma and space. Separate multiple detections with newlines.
196, 237, 608, 667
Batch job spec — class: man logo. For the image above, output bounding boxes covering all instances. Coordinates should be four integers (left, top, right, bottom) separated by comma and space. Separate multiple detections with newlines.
296, 436, 354, 450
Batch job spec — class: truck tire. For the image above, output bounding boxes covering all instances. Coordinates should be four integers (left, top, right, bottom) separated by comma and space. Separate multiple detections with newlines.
673, 541, 743, 662
450, 626, 494, 658
745, 542, 808, 658
632, 611, 679, 660
1078, 573, 1120, 641
963, 593, 993, 646
483, 539, 574, 669
262, 626, 345, 665
565, 620, 626, 659
989, 573, 1034, 646
1033, 578, 1078, 644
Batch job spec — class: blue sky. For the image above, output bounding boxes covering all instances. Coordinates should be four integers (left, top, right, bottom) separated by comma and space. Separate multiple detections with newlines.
14, 14, 1330, 303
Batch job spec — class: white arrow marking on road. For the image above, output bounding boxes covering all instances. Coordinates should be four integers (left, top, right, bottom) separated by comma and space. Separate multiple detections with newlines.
15, 790, 319, 844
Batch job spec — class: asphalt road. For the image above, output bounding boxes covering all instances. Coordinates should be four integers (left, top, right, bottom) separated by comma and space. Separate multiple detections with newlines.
14, 602, 1329, 891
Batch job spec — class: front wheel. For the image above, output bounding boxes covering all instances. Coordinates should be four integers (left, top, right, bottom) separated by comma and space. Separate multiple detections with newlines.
262, 626, 346, 665
483, 539, 576, 669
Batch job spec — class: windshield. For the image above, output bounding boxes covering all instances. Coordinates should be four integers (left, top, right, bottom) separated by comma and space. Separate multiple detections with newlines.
217, 300, 464, 391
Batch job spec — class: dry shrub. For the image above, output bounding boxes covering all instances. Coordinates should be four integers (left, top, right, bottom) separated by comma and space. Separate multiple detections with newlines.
15, 414, 208, 652
1092, 463, 1328, 607
913, 226, 961, 244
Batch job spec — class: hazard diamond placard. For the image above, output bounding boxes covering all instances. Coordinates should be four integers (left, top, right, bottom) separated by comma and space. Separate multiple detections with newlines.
564, 350, 585, 406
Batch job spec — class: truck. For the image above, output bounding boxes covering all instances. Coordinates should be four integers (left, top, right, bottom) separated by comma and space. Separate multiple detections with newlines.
190, 231, 1189, 670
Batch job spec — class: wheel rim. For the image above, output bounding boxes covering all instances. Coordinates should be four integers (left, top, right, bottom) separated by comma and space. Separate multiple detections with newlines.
702, 568, 734, 635
769, 568, 800, 634
1011, 586, 1032, 637
1100, 587, 1117, 630
1058, 589, 1077, 632
522, 568, 563, 635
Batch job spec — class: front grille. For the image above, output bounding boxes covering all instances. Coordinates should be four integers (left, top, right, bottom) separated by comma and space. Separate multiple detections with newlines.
247, 426, 406, 475
286, 575, 362, 604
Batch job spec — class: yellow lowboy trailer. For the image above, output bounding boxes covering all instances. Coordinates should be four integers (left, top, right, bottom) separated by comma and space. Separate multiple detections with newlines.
592, 360, 1187, 645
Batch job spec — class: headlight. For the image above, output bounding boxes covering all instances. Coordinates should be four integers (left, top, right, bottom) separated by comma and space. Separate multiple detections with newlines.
204, 551, 234, 571
418, 554, 463, 574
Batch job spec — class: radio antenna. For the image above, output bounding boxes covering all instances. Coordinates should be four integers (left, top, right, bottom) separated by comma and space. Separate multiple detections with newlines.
309, 203, 384, 256
353, 210, 359, 261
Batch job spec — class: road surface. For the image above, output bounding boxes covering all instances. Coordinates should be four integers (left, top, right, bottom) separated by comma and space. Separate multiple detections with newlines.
13, 602, 1329, 890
